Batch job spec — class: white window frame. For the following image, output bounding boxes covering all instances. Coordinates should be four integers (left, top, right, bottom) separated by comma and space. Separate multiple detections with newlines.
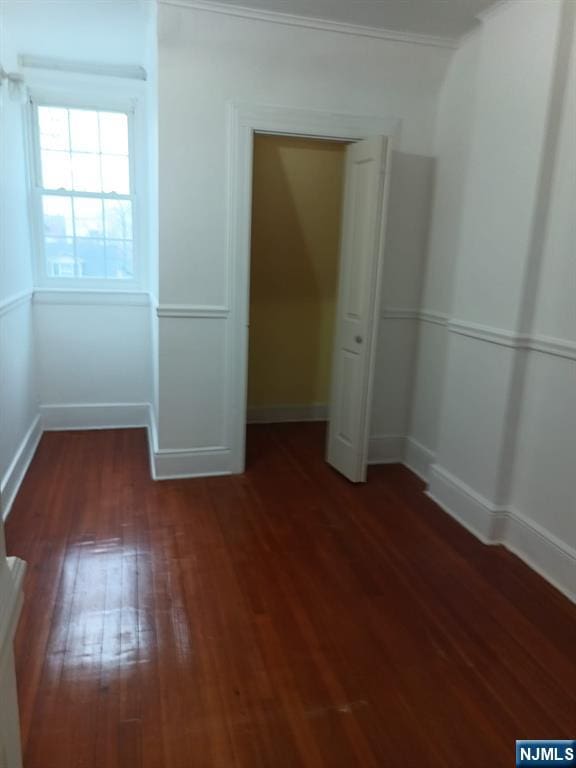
27, 87, 146, 291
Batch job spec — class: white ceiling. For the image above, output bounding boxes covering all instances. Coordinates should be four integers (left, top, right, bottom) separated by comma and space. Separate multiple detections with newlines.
197, 0, 499, 40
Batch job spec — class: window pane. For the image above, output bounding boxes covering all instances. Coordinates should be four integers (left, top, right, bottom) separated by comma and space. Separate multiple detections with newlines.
69, 109, 99, 153
71, 153, 102, 192
101, 155, 129, 194
38, 107, 69, 151
41, 150, 72, 190
104, 199, 132, 240
105, 240, 133, 279
73, 198, 104, 237
37, 106, 135, 283
45, 237, 76, 278
99, 112, 128, 155
42, 196, 73, 237
77, 238, 106, 278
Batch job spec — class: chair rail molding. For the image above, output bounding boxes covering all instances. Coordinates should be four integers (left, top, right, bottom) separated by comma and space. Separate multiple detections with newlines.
380, 308, 450, 325
33, 289, 151, 307
0, 290, 33, 317
419, 309, 449, 326
156, 304, 230, 318
448, 317, 576, 361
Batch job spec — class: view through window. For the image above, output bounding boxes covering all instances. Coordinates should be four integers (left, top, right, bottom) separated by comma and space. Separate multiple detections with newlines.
36, 105, 134, 280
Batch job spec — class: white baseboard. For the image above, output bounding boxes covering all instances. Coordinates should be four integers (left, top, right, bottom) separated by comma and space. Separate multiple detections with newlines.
368, 434, 405, 465
427, 464, 507, 544
404, 437, 435, 481
146, 405, 159, 480
503, 510, 576, 603
0, 416, 42, 521
428, 462, 575, 602
40, 402, 150, 431
152, 447, 232, 480
247, 403, 328, 424
145, 405, 231, 479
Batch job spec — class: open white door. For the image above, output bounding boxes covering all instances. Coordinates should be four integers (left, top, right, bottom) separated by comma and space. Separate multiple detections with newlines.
326, 135, 389, 482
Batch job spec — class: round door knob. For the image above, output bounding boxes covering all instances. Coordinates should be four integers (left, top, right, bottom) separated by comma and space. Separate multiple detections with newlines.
355, 335, 363, 344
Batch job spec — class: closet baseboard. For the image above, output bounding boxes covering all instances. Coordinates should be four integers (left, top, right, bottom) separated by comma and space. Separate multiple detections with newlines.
247, 404, 328, 424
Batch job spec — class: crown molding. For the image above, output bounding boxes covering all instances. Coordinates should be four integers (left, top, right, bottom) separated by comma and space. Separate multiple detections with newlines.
455, 0, 518, 47
456, 22, 482, 47
474, 0, 517, 24
159, 0, 459, 49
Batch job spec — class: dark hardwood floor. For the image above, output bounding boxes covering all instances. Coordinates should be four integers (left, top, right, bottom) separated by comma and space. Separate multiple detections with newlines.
5, 424, 576, 767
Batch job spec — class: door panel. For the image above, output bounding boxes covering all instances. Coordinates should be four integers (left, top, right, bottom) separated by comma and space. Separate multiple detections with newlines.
326, 136, 389, 482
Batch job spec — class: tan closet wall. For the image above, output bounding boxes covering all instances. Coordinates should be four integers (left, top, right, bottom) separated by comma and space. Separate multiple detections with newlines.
248, 135, 346, 409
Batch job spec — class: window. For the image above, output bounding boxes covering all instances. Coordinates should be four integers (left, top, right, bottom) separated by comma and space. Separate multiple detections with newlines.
32, 102, 137, 284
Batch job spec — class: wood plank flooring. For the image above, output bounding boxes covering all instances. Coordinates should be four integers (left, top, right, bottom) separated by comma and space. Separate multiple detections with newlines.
5, 424, 576, 767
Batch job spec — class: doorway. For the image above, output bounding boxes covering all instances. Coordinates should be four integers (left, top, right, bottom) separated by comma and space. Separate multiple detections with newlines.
246, 134, 346, 471
227, 104, 397, 481
243, 131, 390, 482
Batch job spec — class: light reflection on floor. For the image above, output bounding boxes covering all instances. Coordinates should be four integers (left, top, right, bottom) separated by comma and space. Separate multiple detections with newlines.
44, 535, 188, 674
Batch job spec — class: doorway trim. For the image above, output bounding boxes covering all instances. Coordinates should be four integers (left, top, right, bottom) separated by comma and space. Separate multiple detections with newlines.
226, 102, 401, 473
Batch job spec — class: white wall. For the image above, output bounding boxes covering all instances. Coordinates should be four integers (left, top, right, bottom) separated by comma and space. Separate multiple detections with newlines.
159, 9, 449, 304
370, 151, 433, 463
156, 4, 453, 470
0, 0, 156, 481
0, 300, 37, 510
0, 3, 39, 519
432, 0, 563, 499
34, 296, 152, 424
509, 1, 576, 555
530, 30, 576, 345
419, 0, 575, 600
449, 1, 562, 332
0, 10, 35, 763
407, 31, 481, 477
2, 0, 151, 66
